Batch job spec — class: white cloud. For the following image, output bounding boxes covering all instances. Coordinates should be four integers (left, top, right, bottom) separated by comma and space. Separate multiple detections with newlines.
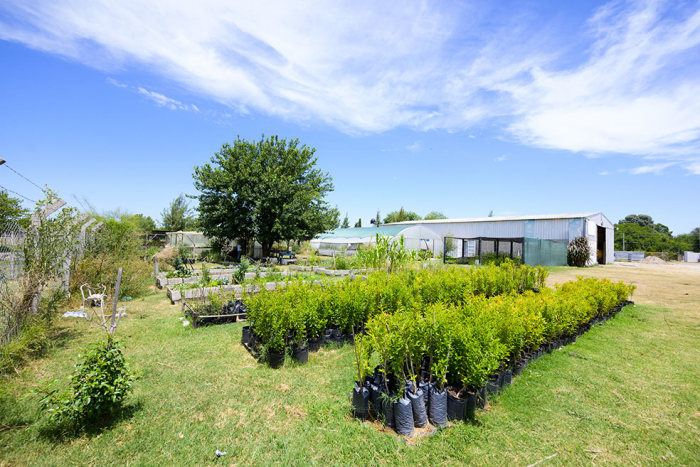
494, 155, 506, 162
468, 134, 476, 139
599, 171, 609, 176
137, 87, 198, 111
406, 142, 422, 152
1, 1, 699, 172
684, 161, 700, 175
106, 77, 127, 88
628, 162, 675, 175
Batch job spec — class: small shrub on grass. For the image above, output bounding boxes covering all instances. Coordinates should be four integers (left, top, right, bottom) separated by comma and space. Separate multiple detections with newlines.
568, 236, 591, 267
37, 339, 134, 427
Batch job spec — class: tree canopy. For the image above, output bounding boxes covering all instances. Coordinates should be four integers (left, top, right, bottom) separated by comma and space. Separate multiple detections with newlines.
615, 214, 692, 253
424, 211, 448, 220
0, 191, 30, 229
383, 207, 422, 224
192, 135, 338, 256
341, 213, 350, 229
161, 194, 197, 231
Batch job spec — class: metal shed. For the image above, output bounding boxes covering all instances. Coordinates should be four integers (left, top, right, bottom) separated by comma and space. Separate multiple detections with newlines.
385, 212, 615, 265
311, 225, 444, 256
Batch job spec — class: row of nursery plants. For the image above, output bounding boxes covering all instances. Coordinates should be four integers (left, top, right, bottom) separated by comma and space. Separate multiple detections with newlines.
242, 261, 548, 367
350, 277, 635, 436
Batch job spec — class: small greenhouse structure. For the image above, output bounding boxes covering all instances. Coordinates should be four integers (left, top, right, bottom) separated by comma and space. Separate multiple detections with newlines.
311, 226, 444, 256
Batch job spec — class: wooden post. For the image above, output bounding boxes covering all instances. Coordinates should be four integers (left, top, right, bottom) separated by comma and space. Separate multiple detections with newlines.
109, 267, 122, 335
478, 238, 482, 265
29, 198, 67, 314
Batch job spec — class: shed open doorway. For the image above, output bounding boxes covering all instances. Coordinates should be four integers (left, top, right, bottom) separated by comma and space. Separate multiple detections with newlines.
597, 225, 606, 264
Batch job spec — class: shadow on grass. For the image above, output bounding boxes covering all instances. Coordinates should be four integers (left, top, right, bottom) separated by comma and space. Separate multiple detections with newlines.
36, 401, 143, 443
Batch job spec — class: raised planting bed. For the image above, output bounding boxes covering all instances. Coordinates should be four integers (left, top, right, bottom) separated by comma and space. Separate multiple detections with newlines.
182, 298, 248, 328
156, 268, 239, 288
166, 270, 340, 304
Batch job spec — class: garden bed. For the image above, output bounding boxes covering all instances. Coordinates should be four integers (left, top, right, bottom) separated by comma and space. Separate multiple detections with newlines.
182, 299, 248, 328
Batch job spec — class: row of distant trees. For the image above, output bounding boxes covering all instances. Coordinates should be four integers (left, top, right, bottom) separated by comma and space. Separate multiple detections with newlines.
614, 214, 699, 254
339, 207, 448, 228
3, 137, 698, 257
1, 190, 197, 233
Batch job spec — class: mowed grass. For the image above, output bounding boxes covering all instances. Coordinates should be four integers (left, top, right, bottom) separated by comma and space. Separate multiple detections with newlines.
1, 265, 699, 466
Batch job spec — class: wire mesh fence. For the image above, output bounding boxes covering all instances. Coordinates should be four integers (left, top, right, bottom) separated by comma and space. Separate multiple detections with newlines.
0, 217, 27, 347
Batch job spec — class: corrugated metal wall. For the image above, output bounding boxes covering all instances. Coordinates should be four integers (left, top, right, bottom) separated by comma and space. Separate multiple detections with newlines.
403, 219, 572, 241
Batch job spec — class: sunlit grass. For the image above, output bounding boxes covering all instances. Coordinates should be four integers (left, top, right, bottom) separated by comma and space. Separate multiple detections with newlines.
1, 271, 699, 466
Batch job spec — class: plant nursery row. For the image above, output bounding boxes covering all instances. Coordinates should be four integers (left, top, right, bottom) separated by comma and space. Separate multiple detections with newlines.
349, 276, 634, 436
243, 261, 548, 364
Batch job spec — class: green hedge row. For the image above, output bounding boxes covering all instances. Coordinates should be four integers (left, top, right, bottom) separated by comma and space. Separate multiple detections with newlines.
359, 277, 635, 394
245, 261, 548, 354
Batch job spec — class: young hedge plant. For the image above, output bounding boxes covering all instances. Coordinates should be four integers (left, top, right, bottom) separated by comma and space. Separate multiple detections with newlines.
38, 339, 134, 427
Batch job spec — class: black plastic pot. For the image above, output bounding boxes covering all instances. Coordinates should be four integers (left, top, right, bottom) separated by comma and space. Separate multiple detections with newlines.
497, 372, 506, 391
241, 326, 251, 345
418, 380, 430, 408
477, 386, 488, 409
465, 391, 477, 420
447, 391, 467, 421
503, 369, 513, 386
369, 382, 382, 417
268, 350, 285, 369
308, 337, 322, 352
428, 386, 448, 427
513, 364, 523, 376
329, 329, 344, 345
408, 389, 428, 428
343, 333, 354, 345
292, 346, 308, 364
351, 384, 370, 420
487, 378, 499, 396
381, 393, 395, 429
393, 397, 415, 436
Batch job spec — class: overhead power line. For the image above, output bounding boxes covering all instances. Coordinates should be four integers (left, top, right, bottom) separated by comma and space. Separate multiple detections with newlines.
1, 160, 44, 191
0, 183, 37, 203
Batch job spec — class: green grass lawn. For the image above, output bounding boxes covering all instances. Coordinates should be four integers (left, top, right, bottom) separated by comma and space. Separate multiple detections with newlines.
2, 282, 699, 466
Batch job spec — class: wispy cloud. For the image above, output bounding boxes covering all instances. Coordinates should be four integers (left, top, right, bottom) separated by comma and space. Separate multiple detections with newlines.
599, 171, 609, 176
494, 155, 506, 162
106, 77, 127, 88
137, 87, 198, 112
628, 162, 675, 175
406, 142, 422, 152
1, 1, 699, 172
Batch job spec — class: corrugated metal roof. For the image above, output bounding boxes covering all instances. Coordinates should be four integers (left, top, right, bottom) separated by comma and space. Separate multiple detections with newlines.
385, 212, 603, 225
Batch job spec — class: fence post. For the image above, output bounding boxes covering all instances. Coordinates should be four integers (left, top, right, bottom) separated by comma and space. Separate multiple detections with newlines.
29, 198, 67, 314
110, 267, 122, 335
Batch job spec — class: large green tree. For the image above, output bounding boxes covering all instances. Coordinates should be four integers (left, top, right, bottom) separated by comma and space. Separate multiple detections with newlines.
615, 214, 685, 253
161, 194, 197, 231
192, 135, 338, 257
675, 227, 700, 252
0, 191, 30, 228
383, 207, 422, 224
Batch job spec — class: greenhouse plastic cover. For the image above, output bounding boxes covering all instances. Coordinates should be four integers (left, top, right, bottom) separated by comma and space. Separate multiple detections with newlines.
523, 238, 568, 266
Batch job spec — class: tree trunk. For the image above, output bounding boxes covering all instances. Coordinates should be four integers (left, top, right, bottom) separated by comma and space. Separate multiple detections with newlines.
262, 242, 272, 258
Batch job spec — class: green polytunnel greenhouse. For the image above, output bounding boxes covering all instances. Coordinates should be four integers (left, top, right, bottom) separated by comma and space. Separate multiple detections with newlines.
310, 226, 444, 256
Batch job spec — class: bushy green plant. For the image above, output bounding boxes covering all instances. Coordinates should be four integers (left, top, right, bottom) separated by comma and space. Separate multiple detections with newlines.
38, 339, 134, 426
568, 236, 591, 267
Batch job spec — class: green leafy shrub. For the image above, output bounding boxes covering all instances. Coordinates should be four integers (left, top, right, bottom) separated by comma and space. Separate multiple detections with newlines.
38, 339, 134, 426
568, 236, 591, 267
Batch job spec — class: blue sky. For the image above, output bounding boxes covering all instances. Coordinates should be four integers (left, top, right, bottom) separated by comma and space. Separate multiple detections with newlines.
0, 0, 698, 234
